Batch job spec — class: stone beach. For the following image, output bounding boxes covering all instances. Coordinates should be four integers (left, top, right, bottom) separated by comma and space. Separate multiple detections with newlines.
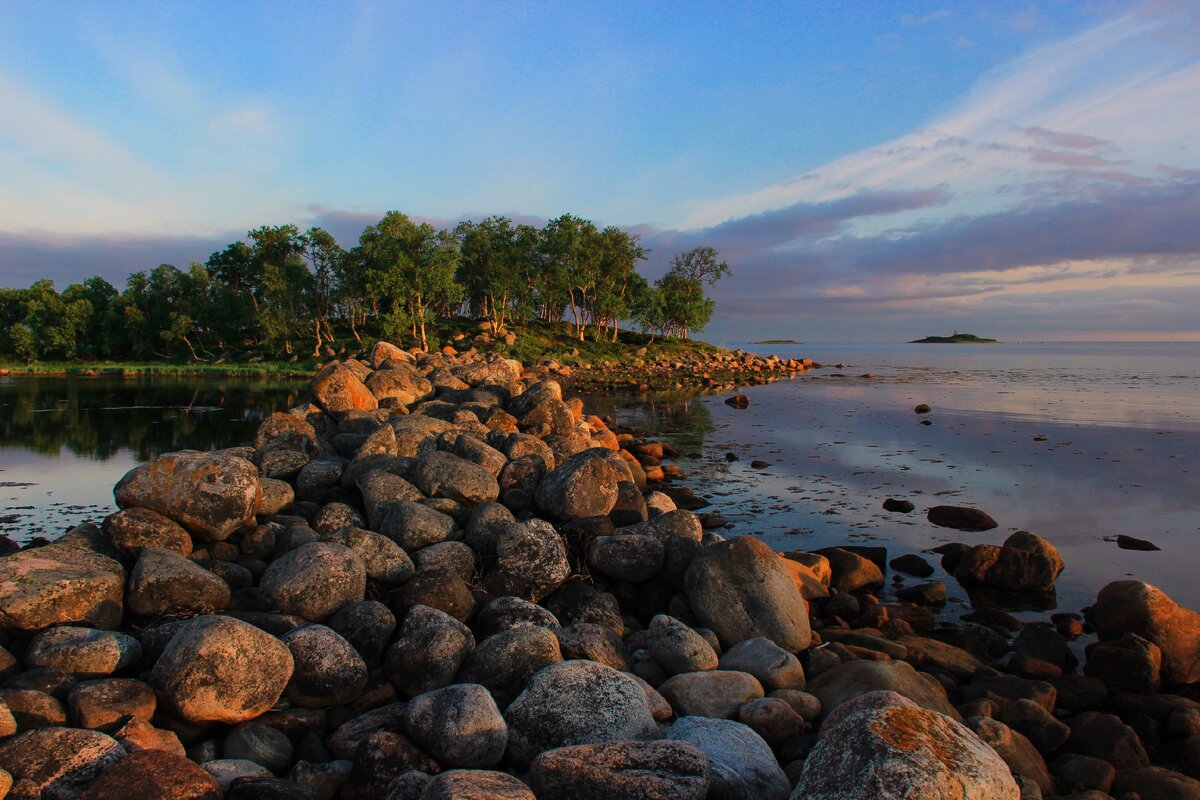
0, 342, 1198, 799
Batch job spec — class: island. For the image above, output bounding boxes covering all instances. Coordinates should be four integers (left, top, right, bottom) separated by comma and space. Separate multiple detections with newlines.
909, 332, 998, 344
754, 339, 799, 344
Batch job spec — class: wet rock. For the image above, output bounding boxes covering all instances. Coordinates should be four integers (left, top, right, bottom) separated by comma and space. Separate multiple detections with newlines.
311, 363, 377, 415
914, 404, 932, 414
718, 637, 806, 692
379, 502, 457, 552
895, 581, 947, 605
647, 614, 719, 675
385, 605, 475, 698
1090, 581, 1200, 685
1115, 534, 1161, 551
668, 715, 790, 800
659, 671, 765, 719
150, 615, 294, 725
280, 624, 368, 709
529, 740, 709, 800
68, 678, 156, 729
0, 539, 125, 633
504, 660, 660, 766
127, 548, 232, 617
75, 749, 221, 800
890, 553, 934, 577
0, 726, 126, 800
685, 536, 811, 652
807, 659, 960, 720
882, 498, 915, 514
460, 625, 563, 708
224, 722, 294, 775
724, 395, 749, 409
412, 451, 499, 506
260, 542, 366, 622
403, 683, 507, 768
26, 627, 142, 678
954, 532, 1064, 593
927, 505, 998, 532
795, 692, 1018, 799
420, 769, 535, 800
115, 451, 260, 541
535, 449, 621, 520
103, 508, 193, 558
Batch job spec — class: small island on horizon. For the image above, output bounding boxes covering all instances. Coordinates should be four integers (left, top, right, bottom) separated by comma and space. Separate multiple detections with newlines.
909, 332, 999, 344
754, 339, 800, 344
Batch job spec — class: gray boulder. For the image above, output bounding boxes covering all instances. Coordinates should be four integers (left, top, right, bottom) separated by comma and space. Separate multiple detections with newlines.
403, 683, 507, 769
807, 659, 960, 721
126, 547, 232, 617
667, 716, 790, 800
385, 605, 475, 698
281, 624, 368, 709
529, 740, 709, 800
260, 542, 366, 622
535, 449, 620, 520
412, 451, 499, 506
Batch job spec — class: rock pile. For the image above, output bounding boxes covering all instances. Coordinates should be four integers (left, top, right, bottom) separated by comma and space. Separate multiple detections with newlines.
0, 342, 1197, 799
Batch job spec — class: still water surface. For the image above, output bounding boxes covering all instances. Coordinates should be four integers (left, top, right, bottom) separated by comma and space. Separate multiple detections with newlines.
1, 342, 1197, 614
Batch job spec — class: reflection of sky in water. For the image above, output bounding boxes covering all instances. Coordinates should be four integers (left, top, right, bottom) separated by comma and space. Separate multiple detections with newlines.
607, 343, 1200, 614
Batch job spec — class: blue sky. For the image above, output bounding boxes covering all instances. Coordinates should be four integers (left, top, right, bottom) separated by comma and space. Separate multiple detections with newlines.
2, 1, 1199, 341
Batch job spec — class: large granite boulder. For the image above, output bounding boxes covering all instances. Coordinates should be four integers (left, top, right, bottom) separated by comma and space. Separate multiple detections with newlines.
953, 531, 1063, 593
529, 740, 710, 800
807, 659, 960, 720
259, 542, 366, 622
684, 536, 811, 652
149, 616, 293, 725
0, 539, 125, 633
0, 727, 126, 800
311, 362, 377, 415
667, 716, 790, 800
535, 449, 621, 521
114, 451, 260, 541
793, 692, 1018, 799
1091, 580, 1200, 685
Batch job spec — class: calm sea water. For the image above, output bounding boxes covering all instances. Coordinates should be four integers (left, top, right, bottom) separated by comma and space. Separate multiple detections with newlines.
2, 342, 1197, 614
602, 341, 1200, 613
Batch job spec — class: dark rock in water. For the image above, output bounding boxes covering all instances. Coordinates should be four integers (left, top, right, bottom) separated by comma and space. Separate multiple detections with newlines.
914, 403, 932, 414
685, 536, 811, 652
793, 692, 1017, 799
529, 740, 710, 800
895, 581, 946, 606
919, 419, 933, 426
889, 553, 933, 577
504, 660, 660, 767
954, 531, 1063, 594
725, 452, 740, 462
666, 716, 790, 800
1115, 534, 1161, 551
1090, 580, 1200, 685
813, 547, 883, 594
927, 505, 998, 531
724, 395, 749, 409
749, 460, 770, 469
882, 498, 915, 513
74, 749, 221, 799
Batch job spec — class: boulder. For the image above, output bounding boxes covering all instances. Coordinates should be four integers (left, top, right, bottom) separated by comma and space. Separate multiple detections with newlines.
966, 716, 1053, 795
0, 539, 125, 633
403, 683, 507, 768
420, 769, 535, 800
412, 451, 499, 506
807, 659, 960, 720
460, 625, 563, 708
103, 508, 193, 558
67, 678, 156, 730
504, 660, 660, 766
718, 637, 806, 692
667, 716, 790, 800
659, 671, 764, 719
1091, 581, 1200, 685
223, 723, 294, 775
588, 534, 666, 583
385, 605, 475, 698
326, 600, 396, 667
26, 627, 142, 678
793, 692, 1019, 799
114, 451, 260, 541
684, 536, 811, 652
364, 368, 432, 406
254, 412, 318, 455
260, 542, 366, 622
646, 614, 719, 675
474, 596, 560, 637
483, 521, 570, 603
813, 547, 884, 593
1084, 632, 1163, 693
380, 502, 457, 551
127, 548, 232, 617
150, 615, 294, 725
280, 624, 368, 709
74, 749, 221, 800
321, 527, 414, 586
1110, 766, 1200, 799
954, 533, 1063, 593
529, 740, 709, 800
0, 727, 127, 800
535, 449, 621, 520
311, 363, 377, 415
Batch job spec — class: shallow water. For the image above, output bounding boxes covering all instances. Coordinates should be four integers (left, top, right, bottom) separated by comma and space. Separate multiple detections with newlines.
600, 341, 1200, 614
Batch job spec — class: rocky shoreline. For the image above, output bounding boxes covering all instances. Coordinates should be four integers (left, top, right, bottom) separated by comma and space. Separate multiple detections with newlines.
0, 342, 1198, 799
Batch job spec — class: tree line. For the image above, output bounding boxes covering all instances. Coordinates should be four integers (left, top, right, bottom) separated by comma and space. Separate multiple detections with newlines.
0, 212, 729, 362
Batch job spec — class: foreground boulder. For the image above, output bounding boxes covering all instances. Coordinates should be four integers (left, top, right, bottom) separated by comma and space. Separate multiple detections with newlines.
684, 536, 811, 652
0, 539, 125, 633
793, 692, 1019, 799
75, 749, 221, 800
0, 726, 126, 800
504, 660, 660, 766
311, 362, 377, 414
667, 716, 790, 800
529, 740, 710, 800
1091, 580, 1200, 685
150, 616, 294, 724
114, 451, 260, 541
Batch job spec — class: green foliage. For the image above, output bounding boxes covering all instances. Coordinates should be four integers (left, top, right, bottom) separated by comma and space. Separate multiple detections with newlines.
0, 214, 728, 363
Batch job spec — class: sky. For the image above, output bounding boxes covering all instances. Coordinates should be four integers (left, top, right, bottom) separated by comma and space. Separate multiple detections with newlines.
2, 0, 1199, 342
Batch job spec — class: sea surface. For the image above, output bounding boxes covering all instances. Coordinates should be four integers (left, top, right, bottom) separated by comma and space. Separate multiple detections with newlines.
596, 341, 1200, 614
2, 341, 1197, 616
